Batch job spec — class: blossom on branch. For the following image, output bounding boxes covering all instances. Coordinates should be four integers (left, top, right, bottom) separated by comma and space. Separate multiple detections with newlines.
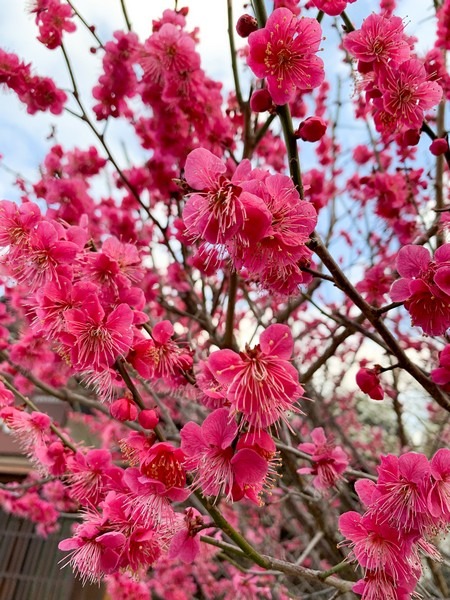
309, 0, 357, 16
181, 408, 270, 503
247, 8, 324, 105
390, 244, 450, 335
207, 324, 303, 428
297, 427, 349, 491
183, 148, 271, 245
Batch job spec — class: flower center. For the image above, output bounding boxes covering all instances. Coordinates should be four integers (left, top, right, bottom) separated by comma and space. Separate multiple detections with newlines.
142, 450, 185, 488
276, 47, 292, 67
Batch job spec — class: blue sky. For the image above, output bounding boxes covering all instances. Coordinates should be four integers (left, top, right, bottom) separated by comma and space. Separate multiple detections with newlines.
0, 0, 238, 201
0, 0, 438, 202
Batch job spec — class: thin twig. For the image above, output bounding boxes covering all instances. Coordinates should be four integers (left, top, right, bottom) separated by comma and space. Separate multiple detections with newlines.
66, 0, 104, 47
120, 0, 132, 32
227, 0, 244, 109
223, 270, 239, 350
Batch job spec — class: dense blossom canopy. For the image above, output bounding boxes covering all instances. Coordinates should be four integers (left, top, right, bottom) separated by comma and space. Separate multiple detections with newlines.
0, 1, 449, 599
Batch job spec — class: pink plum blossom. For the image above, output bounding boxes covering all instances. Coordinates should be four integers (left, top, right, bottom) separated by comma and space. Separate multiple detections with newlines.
232, 173, 317, 294
66, 449, 120, 506
298, 427, 349, 491
339, 510, 415, 581
124, 443, 190, 528
311, 0, 357, 16
247, 8, 324, 105
343, 13, 410, 68
62, 295, 134, 371
369, 452, 432, 533
180, 408, 269, 503
168, 508, 205, 564
59, 518, 126, 583
377, 60, 443, 130
207, 324, 303, 428
182, 148, 271, 245
127, 320, 193, 386
391, 244, 450, 335
428, 448, 450, 519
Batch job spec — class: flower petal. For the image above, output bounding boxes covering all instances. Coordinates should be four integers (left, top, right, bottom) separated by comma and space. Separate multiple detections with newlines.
396, 245, 430, 278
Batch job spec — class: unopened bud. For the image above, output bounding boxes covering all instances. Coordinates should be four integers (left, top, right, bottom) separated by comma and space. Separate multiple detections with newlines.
295, 116, 327, 142
236, 14, 258, 37
430, 138, 449, 156
138, 409, 159, 430
110, 397, 138, 422
402, 129, 421, 146
250, 89, 273, 113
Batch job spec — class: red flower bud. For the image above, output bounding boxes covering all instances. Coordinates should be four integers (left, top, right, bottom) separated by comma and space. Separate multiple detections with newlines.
110, 397, 138, 422
430, 138, 449, 156
250, 89, 273, 113
356, 367, 384, 401
138, 409, 159, 430
295, 116, 327, 142
402, 129, 421, 146
236, 14, 258, 38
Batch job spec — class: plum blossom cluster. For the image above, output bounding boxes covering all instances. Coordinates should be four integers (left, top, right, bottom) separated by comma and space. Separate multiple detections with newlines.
0, 325, 300, 583
182, 148, 317, 295
93, 31, 139, 120
343, 12, 443, 138
340, 450, 450, 600
390, 243, 450, 336
56, 409, 275, 583
0, 386, 208, 581
0, 199, 195, 397
176, 326, 301, 507
57, 439, 193, 580
0, 49, 67, 114
0, 476, 75, 537
135, 8, 233, 201
31, 0, 76, 49
350, 169, 428, 244
181, 408, 275, 504
180, 325, 301, 503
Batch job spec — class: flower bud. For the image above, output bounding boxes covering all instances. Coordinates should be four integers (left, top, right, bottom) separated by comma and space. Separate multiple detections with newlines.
236, 14, 258, 38
250, 89, 273, 113
295, 116, 327, 142
402, 129, 421, 146
356, 367, 384, 400
430, 138, 449, 156
138, 409, 159, 430
110, 397, 138, 422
